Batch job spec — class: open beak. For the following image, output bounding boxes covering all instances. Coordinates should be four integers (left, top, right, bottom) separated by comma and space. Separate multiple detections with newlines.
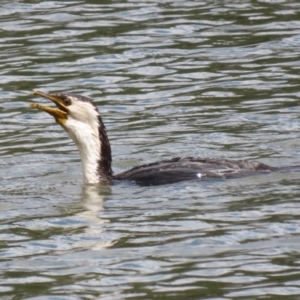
30, 90, 69, 124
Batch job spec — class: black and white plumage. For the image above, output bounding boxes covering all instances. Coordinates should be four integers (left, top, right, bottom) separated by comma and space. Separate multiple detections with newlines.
30, 91, 290, 186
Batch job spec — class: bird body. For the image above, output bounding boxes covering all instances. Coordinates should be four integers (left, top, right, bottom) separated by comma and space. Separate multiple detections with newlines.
114, 157, 277, 185
30, 91, 288, 186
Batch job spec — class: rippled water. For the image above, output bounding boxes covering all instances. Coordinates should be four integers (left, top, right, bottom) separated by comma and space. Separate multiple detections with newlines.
2, 0, 300, 299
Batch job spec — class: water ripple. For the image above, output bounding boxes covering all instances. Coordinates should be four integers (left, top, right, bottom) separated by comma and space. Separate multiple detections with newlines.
1, 0, 300, 299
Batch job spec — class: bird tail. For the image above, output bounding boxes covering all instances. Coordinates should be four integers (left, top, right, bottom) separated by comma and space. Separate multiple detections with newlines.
277, 165, 300, 172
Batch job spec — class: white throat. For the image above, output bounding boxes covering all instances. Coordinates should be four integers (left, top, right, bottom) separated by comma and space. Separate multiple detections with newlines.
63, 118, 102, 184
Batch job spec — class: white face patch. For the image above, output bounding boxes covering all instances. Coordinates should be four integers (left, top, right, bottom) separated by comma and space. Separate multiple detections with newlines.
68, 96, 100, 135
197, 173, 202, 178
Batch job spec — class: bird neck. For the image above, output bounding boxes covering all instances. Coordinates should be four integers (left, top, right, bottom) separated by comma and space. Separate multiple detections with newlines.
65, 116, 113, 184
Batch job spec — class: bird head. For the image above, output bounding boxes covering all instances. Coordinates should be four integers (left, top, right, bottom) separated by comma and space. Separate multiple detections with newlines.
30, 90, 113, 183
30, 90, 100, 130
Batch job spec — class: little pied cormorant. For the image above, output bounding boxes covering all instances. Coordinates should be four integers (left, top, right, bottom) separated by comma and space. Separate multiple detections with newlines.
30, 90, 289, 186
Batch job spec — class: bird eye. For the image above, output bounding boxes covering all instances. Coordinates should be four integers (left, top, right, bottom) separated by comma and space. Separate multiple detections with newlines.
63, 98, 71, 106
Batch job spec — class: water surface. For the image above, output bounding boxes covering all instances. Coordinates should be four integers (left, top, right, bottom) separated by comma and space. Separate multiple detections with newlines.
1, 0, 300, 299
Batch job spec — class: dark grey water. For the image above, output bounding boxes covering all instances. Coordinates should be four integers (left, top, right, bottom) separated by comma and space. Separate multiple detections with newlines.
1, 0, 300, 299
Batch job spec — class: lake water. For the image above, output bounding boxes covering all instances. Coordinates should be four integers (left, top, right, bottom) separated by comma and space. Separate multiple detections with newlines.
1, 0, 300, 299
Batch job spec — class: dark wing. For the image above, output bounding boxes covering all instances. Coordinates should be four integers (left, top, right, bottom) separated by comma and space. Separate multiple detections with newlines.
114, 157, 277, 186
